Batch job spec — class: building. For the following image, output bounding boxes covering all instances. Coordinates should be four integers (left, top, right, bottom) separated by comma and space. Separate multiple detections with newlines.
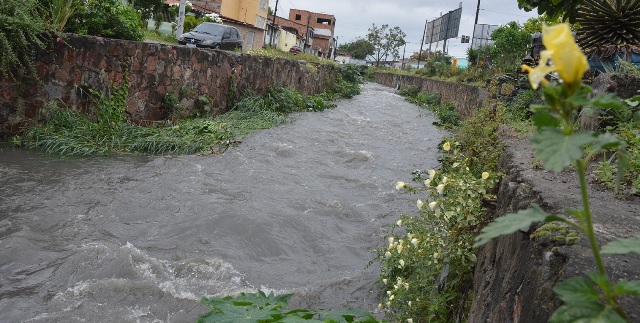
267, 15, 314, 53
165, 0, 267, 50
165, 1, 267, 29
287, 10, 336, 59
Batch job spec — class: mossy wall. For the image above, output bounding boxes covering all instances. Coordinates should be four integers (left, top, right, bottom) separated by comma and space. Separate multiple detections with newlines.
0, 34, 339, 137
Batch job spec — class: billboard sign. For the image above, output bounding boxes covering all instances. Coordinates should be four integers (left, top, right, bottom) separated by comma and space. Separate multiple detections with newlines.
424, 6, 462, 44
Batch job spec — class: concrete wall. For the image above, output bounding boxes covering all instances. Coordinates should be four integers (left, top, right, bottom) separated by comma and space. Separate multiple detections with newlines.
0, 34, 338, 137
374, 72, 488, 119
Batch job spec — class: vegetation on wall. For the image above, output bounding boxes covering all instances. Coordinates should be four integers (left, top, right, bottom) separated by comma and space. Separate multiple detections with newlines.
11, 64, 362, 156
380, 86, 504, 321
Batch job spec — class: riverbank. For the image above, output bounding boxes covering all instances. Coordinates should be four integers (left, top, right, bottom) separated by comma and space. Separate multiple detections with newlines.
469, 127, 640, 321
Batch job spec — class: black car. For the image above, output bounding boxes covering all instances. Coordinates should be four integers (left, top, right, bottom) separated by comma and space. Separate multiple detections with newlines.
178, 23, 243, 51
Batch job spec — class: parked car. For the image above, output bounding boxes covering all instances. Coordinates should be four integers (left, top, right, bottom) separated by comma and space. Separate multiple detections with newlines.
178, 23, 243, 51
289, 46, 303, 54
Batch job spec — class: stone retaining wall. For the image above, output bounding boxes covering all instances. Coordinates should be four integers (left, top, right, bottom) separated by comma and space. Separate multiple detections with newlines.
0, 34, 338, 137
374, 72, 487, 118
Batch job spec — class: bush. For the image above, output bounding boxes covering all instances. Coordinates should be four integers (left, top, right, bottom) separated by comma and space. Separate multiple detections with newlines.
0, 0, 48, 80
66, 0, 144, 41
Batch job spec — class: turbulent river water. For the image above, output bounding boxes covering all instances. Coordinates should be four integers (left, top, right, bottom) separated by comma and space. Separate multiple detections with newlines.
0, 83, 445, 322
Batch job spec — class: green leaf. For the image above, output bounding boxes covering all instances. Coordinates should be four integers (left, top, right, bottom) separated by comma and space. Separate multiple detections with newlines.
613, 280, 640, 296
591, 93, 626, 110
554, 277, 601, 303
196, 303, 279, 323
549, 302, 626, 323
589, 132, 624, 155
474, 205, 564, 247
601, 236, 640, 255
532, 109, 560, 130
312, 308, 379, 323
566, 89, 591, 107
531, 129, 595, 172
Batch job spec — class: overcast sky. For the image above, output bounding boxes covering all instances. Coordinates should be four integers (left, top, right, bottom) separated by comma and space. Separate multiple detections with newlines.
268, 0, 539, 59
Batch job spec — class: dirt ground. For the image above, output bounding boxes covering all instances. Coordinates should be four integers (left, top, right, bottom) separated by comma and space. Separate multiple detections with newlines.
501, 129, 640, 320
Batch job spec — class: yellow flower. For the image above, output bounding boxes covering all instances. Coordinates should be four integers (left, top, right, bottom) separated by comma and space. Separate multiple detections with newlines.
395, 181, 406, 191
385, 251, 392, 258
397, 244, 403, 253
521, 23, 589, 89
424, 178, 432, 187
396, 219, 403, 226
443, 141, 451, 151
482, 172, 489, 180
411, 238, 419, 247
399, 259, 405, 267
429, 201, 438, 211
417, 199, 425, 209
436, 184, 445, 194
428, 169, 436, 180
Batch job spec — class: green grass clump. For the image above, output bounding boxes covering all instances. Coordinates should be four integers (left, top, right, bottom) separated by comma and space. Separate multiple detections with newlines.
143, 30, 178, 45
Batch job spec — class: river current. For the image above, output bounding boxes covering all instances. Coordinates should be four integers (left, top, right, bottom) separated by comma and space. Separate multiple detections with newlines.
0, 83, 445, 322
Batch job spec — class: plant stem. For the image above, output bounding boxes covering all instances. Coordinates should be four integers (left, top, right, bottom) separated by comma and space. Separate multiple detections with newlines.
576, 159, 606, 276
576, 159, 626, 319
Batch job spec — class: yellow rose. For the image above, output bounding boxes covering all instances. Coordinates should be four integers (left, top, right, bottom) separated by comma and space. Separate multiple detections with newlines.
482, 172, 489, 180
543, 23, 589, 85
395, 181, 406, 191
521, 23, 589, 89
443, 141, 451, 151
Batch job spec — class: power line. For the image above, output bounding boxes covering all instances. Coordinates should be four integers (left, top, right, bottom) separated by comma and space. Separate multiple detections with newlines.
479, 8, 532, 18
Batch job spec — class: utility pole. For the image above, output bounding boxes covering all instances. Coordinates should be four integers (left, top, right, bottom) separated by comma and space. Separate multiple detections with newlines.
471, 0, 480, 49
417, 19, 427, 69
269, 0, 279, 47
401, 42, 407, 69
176, 0, 186, 41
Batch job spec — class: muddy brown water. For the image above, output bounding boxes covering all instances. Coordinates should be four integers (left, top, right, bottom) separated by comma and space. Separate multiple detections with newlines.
0, 83, 445, 322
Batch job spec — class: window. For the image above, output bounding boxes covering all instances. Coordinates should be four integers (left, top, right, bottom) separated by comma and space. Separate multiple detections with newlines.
260, 0, 267, 10
317, 17, 332, 25
295, 14, 301, 20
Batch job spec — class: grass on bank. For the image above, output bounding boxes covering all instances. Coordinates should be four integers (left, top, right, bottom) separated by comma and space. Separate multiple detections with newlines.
11, 65, 363, 156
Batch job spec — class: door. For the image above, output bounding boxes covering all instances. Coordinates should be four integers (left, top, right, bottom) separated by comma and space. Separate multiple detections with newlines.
246, 31, 254, 50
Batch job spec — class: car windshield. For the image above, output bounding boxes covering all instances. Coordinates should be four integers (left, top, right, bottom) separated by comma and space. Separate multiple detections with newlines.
192, 24, 225, 36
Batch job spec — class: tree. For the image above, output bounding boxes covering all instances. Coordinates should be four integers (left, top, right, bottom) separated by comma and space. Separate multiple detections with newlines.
338, 38, 374, 60
522, 14, 578, 34
131, 0, 164, 22
366, 24, 406, 66
517, 0, 583, 23
66, 0, 144, 41
489, 21, 531, 71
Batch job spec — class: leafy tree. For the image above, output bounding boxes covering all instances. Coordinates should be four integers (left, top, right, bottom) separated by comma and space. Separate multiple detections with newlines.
522, 14, 578, 34
366, 23, 406, 66
338, 38, 374, 60
66, 0, 144, 41
131, 0, 164, 22
489, 21, 531, 71
517, 0, 583, 23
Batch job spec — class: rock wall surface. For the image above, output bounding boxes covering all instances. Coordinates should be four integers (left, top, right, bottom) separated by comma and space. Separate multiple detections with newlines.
469, 133, 640, 322
374, 72, 488, 118
0, 34, 338, 137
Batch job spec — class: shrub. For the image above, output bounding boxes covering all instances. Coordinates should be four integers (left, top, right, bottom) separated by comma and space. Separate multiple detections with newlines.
380, 140, 500, 322
0, 0, 48, 80
66, 0, 144, 41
